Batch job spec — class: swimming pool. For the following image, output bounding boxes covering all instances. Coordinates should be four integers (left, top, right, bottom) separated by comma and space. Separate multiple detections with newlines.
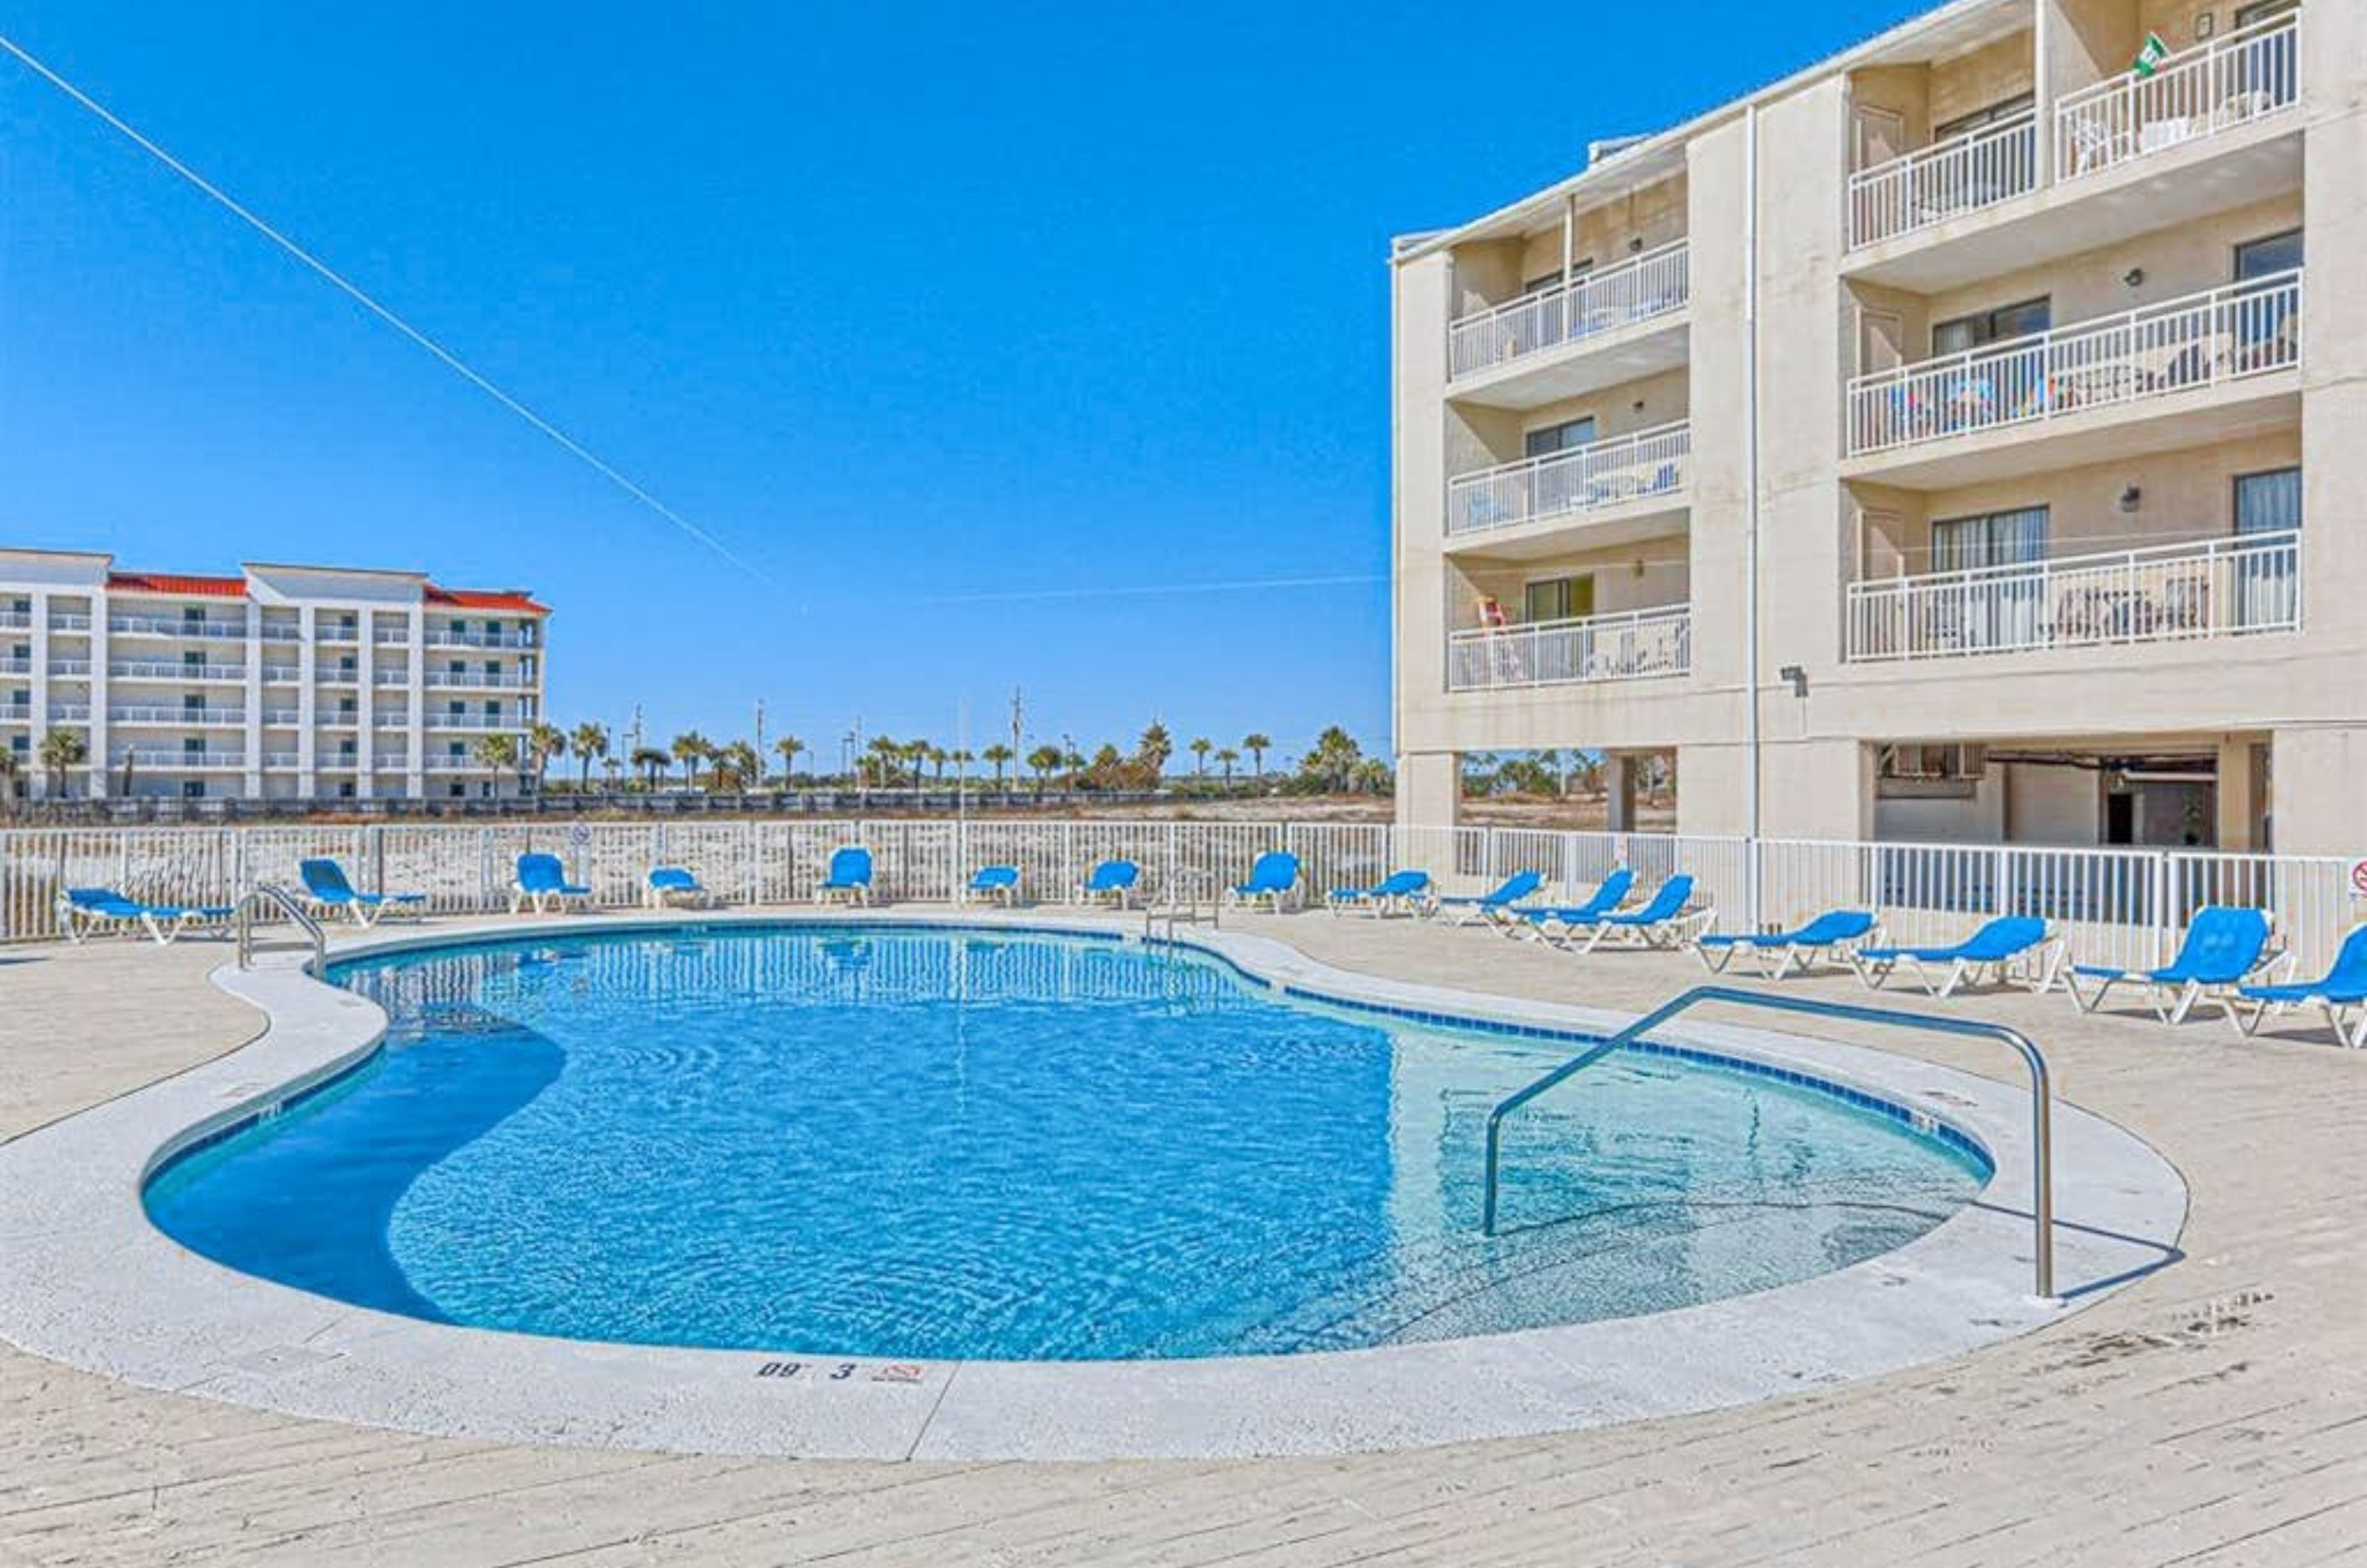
146, 925, 1990, 1362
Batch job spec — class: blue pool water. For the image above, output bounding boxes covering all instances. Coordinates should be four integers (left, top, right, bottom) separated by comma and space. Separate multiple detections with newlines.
146, 927, 1988, 1360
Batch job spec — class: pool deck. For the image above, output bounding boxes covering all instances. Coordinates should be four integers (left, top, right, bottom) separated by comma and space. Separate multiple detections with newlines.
1, 909, 2363, 1565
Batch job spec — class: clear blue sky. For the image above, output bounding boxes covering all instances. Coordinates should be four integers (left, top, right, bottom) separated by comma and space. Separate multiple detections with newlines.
0, 1, 1922, 768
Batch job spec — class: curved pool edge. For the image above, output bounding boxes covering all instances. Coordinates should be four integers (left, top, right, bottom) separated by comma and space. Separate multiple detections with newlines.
0, 909, 2189, 1461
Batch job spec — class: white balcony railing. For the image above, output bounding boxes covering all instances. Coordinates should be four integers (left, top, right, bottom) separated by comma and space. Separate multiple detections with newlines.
423, 669, 535, 689
371, 669, 411, 687
47, 660, 90, 677
1446, 604, 1692, 692
48, 613, 92, 632
373, 712, 413, 730
259, 624, 302, 643
108, 707, 247, 726
1447, 422, 1690, 538
1847, 110, 2037, 250
109, 660, 246, 681
0, 662, 27, 678
1448, 241, 1690, 380
261, 751, 301, 768
261, 664, 300, 683
426, 754, 494, 773
108, 614, 246, 639
2056, 13, 2300, 183
47, 703, 90, 722
112, 749, 246, 769
1846, 530, 2299, 663
261, 708, 302, 726
0, 612, 29, 630
1847, 271, 2300, 458
423, 627, 537, 650
425, 712, 518, 732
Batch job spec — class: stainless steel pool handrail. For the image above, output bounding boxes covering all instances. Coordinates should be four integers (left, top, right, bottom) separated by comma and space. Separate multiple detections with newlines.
1144, 868, 1221, 941
234, 883, 327, 973
1479, 984, 2055, 1300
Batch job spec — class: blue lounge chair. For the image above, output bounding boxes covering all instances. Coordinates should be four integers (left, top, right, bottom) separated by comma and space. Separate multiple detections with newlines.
299, 857, 425, 927
961, 865, 1022, 908
1851, 915, 2059, 998
1226, 851, 1302, 913
1075, 859, 1141, 909
2228, 924, 2367, 1047
1560, 873, 1709, 953
55, 887, 233, 946
1326, 869, 1431, 917
1431, 869, 1545, 927
1509, 868, 1637, 945
644, 865, 712, 909
2067, 905, 2280, 1024
1698, 909, 1880, 977
511, 852, 593, 915
816, 845, 875, 907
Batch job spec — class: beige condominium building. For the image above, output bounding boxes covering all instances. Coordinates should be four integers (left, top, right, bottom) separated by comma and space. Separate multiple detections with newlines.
1392, 0, 2362, 856
0, 551, 550, 803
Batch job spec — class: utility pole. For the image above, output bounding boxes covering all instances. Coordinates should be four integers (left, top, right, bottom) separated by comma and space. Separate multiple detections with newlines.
1009, 687, 1024, 757
753, 698, 766, 784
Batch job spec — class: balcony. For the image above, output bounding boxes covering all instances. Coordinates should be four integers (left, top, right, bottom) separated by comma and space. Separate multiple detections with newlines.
2054, 13, 2298, 186
371, 669, 412, 687
48, 659, 90, 677
372, 712, 413, 730
1446, 243, 1690, 408
0, 611, 28, 630
109, 707, 247, 726
423, 627, 536, 650
109, 614, 246, 640
373, 752, 411, 770
109, 660, 246, 681
423, 669, 535, 689
261, 707, 302, 726
1845, 531, 2297, 665
48, 612, 91, 632
426, 754, 496, 773
317, 624, 362, 645
1848, 111, 2037, 251
0, 660, 26, 678
262, 664, 300, 683
318, 669, 362, 687
1446, 422, 1689, 550
112, 748, 245, 769
261, 751, 300, 768
1446, 604, 1692, 692
1844, 274, 2300, 482
425, 712, 518, 732
47, 703, 90, 722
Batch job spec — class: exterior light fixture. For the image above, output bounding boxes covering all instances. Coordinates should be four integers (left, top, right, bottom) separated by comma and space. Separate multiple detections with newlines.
2124, 266, 2146, 287
1778, 664, 1809, 698
2118, 484, 2143, 512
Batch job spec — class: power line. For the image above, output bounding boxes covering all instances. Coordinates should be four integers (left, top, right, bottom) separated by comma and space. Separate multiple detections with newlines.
0, 31, 774, 587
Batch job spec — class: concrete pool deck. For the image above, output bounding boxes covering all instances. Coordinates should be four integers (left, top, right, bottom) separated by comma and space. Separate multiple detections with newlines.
1, 908, 2362, 1564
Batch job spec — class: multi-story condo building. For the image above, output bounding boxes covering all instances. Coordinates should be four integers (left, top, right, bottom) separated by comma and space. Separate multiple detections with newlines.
1392, 0, 2361, 857
0, 551, 549, 802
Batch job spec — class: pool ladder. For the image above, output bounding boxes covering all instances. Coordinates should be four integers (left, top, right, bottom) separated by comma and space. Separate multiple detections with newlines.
1143, 868, 1221, 942
1480, 984, 2056, 1301
234, 883, 328, 973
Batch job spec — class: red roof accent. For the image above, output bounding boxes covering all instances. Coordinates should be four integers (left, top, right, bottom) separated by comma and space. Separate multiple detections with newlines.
107, 572, 249, 598
426, 585, 549, 615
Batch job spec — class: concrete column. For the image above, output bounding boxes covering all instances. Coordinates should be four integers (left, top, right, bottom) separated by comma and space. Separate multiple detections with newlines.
2269, 728, 2367, 859
1605, 752, 1638, 833
407, 606, 425, 800
296, 606, 317, 798
27, 592, 48, 800
2215, 737, 2262, 852
85, 588, 109, 800
243, 600, 263, 800
1393, 751, 1460, 830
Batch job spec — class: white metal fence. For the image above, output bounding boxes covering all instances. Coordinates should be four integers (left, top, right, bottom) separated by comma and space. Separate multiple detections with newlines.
1847, 271, 2303, 458
1445, 605, 1692, 692
1845, 530, 2300, 663
1445, 422, 1690, 538
2055, 12, 2300, 181
1847, 110, 2037, 250
1447, 241, 1690, 380
10, 819, 2355, 976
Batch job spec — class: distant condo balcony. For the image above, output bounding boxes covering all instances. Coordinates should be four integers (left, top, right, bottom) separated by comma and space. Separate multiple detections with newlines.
1845, 530, 2299, 664
2053, 12, 2299, 183
424, 669, 535, 690
424, 627, 536, 650
1446, 604, 1692, 692
425, 712, 518, 732
110, 660, 246, 681
1846, 272, 2300, 459
1448, 242, 1690, 382
1447, 422, 1690, 538
112, 748, 245, 769
108, 706, 246, 726
109, 614, 246, 640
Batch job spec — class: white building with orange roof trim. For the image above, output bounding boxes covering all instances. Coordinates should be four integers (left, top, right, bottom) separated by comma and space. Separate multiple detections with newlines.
0, 550, 550, 802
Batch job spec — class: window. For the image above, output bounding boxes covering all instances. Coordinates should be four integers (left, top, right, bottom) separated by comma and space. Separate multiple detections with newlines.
181, 780, 203, 800
338, 781, 356, 800
2234, 0, 2297, 25
1522, 262, 1590, 296
1931, 507, 2047, 572
1933, 297, 2050, 356
1524, 416, 1598, 459
182, 649, 203, 671
2234, 467, 2302, 630
182, 693, 203, 715
2235, 468, 2301, 535
182, 737, 203, 757
1877, 743, 1985, 799
1933, 92, 2035, 143
2235, 229, 2303, 283
1523, 575, 1596, 624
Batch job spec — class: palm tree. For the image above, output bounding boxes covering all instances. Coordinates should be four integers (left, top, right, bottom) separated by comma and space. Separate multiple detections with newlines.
950, 748, 973, 786
981, 742, 1014, 792
715, 740, 760, 791
670, 731, 710, 788
865, 734, 903, 788
1301, 726, 1363, 794
1025, 743, 1063, 798
1189, 736, 1212, 780
1242, 732, 1272, 783
569, 721, 610, 790
526, 720, 567, 789
902, 739, 931, 788
630, 746, 670, 789
474, 731, 521, 780
926, 746, 949, 787
1216, 746, 1239, 785
37, 727, 86, 800
774, 734, 805, 785
1135, 721, 1173, 780
602, 754, 624, 789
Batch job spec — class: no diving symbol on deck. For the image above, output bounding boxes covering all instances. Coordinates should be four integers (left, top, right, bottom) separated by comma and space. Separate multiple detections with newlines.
2349, 860, 2367, 900
754, 1360, 928, 1385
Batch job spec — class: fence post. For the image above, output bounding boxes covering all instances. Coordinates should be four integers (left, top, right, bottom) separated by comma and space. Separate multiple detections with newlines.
2151, 851, 2172, 967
